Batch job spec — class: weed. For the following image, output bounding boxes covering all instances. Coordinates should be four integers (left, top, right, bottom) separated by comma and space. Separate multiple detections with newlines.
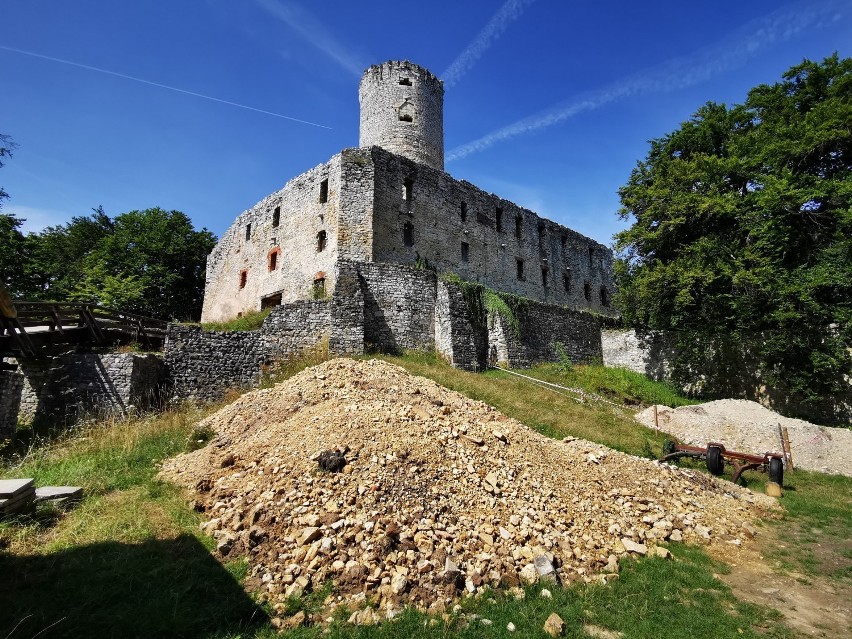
200, 308, 272, 332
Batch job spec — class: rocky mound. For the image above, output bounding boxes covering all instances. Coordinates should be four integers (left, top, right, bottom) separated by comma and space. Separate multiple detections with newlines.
160, 358, 775, 621
635, 400, 852, 477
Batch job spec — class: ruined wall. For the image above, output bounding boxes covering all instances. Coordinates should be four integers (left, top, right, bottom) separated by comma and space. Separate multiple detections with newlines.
354, 262, 437, 353
368, 147, 616, 315
435, 282, 485, 371
201, 155, 344, 323
601, 329, 674, 381
15, 353, 165, 425
0, 370, 23, 438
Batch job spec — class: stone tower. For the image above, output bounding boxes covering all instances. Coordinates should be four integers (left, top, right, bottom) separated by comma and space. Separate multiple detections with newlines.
359, 60, 444, 171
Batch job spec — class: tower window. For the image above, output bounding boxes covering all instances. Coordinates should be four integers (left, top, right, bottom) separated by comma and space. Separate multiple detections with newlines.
600, 287, 610, 307
588, 246, 595, 268
403, 179, 413, 202
460, 202, 467, 222
316, 230, 327, 253
584, 281, 591, 301
239, 269, 248, 289
399, 77, 412, 86
561, 235, 567, 254
319, 178, 329, 204
245, 223, 252, 241
496, 207, 503, 232
272, 206, 280, 228
516, 258, 524, 280
538, 224, 545, 247
515, 215, 523, 238
563, 270, 572, 293
461, 242, 469, 263
267, 248, 280, 272
541, 267, 549, 288
403, 221, 414, 247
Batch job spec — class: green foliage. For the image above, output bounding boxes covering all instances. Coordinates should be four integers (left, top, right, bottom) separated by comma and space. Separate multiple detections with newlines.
615, 54, 852, 415
441, 272, 523, 336
201, 308, 272, 332
8, 206, 217, 321
0, 133, 16, 210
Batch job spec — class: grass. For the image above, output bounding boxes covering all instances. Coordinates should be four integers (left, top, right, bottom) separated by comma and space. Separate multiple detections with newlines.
199, 308, 272, 332
2, 351, 845, 638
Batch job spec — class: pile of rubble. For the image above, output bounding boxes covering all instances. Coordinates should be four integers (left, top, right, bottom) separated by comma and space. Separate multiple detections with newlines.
160, 358, 776, 622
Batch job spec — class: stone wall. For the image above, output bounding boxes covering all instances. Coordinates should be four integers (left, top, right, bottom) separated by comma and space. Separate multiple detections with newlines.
0, 370, 24, 439
201, 154, 344, 322
15, 353, 165, 425
435, 281, 484, 370
601, 329, 674, 381
369, 147, 616, 315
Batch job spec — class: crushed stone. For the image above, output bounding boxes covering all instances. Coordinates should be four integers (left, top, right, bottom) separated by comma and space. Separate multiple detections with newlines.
160, 358, 777, 621
635, 399, 852, 477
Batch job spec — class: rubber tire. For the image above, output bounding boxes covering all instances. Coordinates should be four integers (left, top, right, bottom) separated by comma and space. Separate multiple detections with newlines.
706, 446, 724, 476
768, 457, 784, 486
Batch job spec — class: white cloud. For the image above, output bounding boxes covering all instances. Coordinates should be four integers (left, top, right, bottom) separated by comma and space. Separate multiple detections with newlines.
254, 0, 368, 77
441, 0, 537, 89
447, 0, 849, 161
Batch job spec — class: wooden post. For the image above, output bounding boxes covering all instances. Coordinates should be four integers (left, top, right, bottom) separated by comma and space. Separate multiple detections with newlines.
782, 426, 794, 471
653, 405, 659, 434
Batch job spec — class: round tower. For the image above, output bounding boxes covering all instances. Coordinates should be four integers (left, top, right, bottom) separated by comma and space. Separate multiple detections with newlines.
359, 60, 444, 171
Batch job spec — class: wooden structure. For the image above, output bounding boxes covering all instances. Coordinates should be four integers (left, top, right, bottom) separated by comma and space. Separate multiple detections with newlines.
1, 301, 167, 358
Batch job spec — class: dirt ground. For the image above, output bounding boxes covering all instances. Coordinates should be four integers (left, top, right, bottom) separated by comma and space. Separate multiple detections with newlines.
711, 526, 851, 638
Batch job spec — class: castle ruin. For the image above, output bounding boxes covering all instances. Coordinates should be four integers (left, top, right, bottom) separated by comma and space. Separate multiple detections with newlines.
201, 61, 615, 323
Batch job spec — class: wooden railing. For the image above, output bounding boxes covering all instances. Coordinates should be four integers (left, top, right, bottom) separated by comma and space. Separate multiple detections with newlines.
1, 301, 168, 357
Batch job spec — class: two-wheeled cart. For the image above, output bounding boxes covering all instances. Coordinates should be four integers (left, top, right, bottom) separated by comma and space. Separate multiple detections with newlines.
660, 439, 785, 486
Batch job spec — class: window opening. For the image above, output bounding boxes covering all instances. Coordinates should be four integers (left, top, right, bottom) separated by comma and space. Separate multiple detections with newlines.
403, 221, 414, 247
398, 113, 413, 122
496, 207, 503, 232
399, 77, 412, 86
516, 258, 524, 280
261, 293, 282, 309
272, 206, 280, 228
245, 224, 252, 241
403, 179, 413, 202
600, 287, 610, 307
267, 248, 280, 272
515, 215, 522, 238
316, 230, 327, 253
541, 267, 549, 288
461, 242, 469, 263
561, 235, 567, 254
563, 271, 572, 293
313, 277, 326, 299
319, 178, 329, 204
584, 281, 591, 301
538, 224, 545, 247
588, 246, 594, 268
460, 202, 467, 222
239, 269, 248, 289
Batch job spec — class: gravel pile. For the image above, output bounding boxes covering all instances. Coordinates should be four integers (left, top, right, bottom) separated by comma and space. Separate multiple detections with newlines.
161, 359, 776, 623
635, 400, 852, 477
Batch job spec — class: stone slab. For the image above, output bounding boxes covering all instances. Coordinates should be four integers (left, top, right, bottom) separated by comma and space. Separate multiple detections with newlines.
0, 478, 34, 498
35, 486, 83, 502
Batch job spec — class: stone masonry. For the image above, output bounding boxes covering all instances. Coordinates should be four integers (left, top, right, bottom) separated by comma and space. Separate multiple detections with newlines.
0, 370, 24, 438
201, 60, 616, 325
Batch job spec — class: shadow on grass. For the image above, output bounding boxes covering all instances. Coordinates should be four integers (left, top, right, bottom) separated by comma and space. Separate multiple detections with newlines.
0, 533, 267, 639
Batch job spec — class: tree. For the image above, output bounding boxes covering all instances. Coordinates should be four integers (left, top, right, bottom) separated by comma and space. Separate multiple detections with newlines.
0, 133, 16, 210
614, 54, 852, 418
0, 134, 28, 295
73, 208, 216, 320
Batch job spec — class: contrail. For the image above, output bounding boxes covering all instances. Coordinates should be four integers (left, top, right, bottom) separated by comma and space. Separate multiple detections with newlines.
441, 0, 537, 89
253, 0, 367, 78
447, 0, 848, 161
0, 45, 332, 129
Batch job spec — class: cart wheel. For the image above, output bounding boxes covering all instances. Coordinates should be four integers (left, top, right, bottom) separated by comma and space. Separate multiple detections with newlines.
768, 457, 784, 486
706, 446, 724, 476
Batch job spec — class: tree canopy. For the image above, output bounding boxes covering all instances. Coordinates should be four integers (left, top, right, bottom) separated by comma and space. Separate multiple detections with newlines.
614, 54, 852, 416
1, 207, 216, 321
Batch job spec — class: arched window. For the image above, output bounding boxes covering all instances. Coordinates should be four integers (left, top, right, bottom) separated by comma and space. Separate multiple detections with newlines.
267, 248, 281, 271
583, 281, 591, 301
600, 287, 610, 307
317, 230, 327, 252
239, 269, 248, 289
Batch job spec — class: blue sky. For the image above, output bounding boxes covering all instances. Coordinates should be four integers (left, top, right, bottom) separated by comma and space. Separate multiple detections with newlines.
2, 0, 850, 246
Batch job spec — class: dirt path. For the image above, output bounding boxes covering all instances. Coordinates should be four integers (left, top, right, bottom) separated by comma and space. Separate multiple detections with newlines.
711, 526, 851, 638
